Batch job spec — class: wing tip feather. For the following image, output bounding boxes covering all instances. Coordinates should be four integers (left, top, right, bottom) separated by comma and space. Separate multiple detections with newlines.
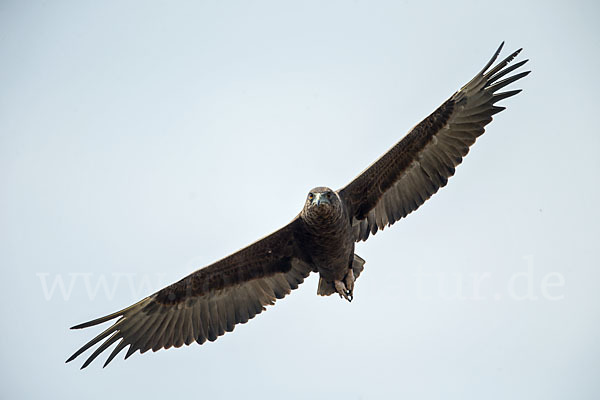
493, 89, 523, 102
480, 41, 505, 75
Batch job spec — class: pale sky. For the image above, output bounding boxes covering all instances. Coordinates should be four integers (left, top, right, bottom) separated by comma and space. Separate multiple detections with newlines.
1, 1, 599, 399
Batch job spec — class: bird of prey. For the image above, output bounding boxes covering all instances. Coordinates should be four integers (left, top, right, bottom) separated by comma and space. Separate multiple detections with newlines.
67, 43, 529, 368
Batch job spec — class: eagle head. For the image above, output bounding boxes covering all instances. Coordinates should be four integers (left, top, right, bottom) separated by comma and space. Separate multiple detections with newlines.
302, 187, 343, 224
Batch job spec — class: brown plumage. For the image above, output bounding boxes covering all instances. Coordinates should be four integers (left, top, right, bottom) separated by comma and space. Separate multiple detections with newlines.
67, 43, 529, 368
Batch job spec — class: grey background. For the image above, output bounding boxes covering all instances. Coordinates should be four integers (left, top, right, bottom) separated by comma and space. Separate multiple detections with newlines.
2, 0, 599, 399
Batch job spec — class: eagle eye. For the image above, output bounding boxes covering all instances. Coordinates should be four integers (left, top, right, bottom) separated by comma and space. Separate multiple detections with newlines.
326, 192, 332, 199
308, 193, 314, 200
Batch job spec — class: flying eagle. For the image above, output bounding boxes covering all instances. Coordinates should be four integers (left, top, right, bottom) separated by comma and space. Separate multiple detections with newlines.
67, 43, 529, 368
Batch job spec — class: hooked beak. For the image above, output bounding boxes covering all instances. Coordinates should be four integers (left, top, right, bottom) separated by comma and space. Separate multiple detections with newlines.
313, 193, 330, 206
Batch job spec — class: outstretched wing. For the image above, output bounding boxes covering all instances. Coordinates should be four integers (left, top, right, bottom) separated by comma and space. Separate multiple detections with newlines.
67, 218, 312, 369
338, 43, 530, 241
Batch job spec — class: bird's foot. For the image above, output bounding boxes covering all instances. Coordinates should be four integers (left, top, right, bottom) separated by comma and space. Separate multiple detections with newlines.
334, 270, 355, 302
345, 268, 355, 296
334, 280, 352, 302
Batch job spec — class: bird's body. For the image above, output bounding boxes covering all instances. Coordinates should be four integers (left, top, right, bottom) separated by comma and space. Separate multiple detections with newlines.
300, 189, 353, 281
68, 43, 530, 368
